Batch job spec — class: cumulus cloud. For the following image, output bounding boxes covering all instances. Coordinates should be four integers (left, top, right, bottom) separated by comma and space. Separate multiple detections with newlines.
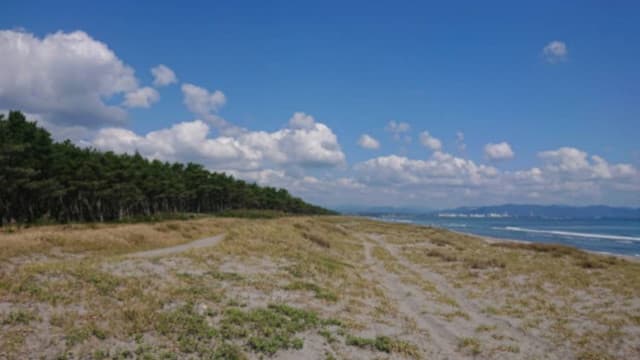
123, 87, 160, 108
538, 147, 636, 179
484, 142, 515, 160
543, 40, 568, 63
151, 64, 177, 86
288, 112, 316, 130
538, 147, 589, 172
221, 168, 368, 207
93, 112, 346, 170
181, 83, 230, 130
385, 120, 411, 142
182, 83, 226, 115
347, 145, 639, 207
419, 131, 442, 151
358, 134, 380, 149
355, 152, 498, 187
506, 147, 639, 202
0, 29, 139, 126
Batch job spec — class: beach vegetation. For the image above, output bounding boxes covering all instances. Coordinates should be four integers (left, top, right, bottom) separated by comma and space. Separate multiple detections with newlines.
457, 336, 482, 355
345, 335, 420, 358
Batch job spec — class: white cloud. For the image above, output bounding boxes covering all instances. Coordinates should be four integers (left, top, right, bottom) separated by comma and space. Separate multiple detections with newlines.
503, 147, 639, 204
182, 83, 226, 116
355, 151, 498, 187
386, 120, 410, 133
385, 120, 411, 142
93, 112, 346, 170
274, 121, 346, 167
181, 83, 230, 130
123, 87, 159, 108
151, 64, 177, 87
538, 147, 589, 173
419, 131, 442, 151
538, 147, 637, 180
512, 167, 544, 184
222, 168, 368, 207
484, 142, 515, 160
288, 112, 316, 130
346, 145, 639, 207
0, 30, 139, 126
542, 40, 568, 63
358, 134, 380, 149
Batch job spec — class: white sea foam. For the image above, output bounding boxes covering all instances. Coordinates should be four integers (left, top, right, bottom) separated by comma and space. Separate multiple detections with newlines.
445, 223, 468, 228
500, 226, 640, 242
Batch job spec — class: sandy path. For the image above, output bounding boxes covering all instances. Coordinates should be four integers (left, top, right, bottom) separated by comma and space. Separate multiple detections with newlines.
128, 234, 224, 258
362, 237, 463, 359
364, 233, 561, 360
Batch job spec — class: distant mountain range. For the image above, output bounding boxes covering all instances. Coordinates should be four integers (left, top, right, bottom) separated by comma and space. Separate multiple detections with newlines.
340, 204, 640, 219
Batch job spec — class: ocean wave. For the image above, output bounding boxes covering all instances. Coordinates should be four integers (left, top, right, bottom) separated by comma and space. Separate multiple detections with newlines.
499, 226, 640, 242
445, 223, 468, 228
376, 217, 413, 224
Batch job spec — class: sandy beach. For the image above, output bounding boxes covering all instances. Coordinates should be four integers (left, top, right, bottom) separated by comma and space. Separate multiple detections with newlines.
1, 216, 639, 359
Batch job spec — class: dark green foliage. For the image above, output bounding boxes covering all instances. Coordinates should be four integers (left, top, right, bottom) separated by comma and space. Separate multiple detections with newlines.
0, 111, 335, 225
215, 209, 289, 219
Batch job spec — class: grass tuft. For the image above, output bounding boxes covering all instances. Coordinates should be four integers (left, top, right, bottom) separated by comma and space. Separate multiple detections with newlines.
284, 281, 338, 301
458, 337, 482, 355
2, 310, 37, 325
346, 335, 420, 358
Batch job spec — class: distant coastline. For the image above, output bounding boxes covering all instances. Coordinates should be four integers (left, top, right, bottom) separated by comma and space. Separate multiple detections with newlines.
344, 203, 640, 220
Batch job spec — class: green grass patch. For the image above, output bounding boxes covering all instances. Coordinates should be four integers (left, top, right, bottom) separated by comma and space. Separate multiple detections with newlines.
284, 281, 338, 302
65, 323, 108, 346
219, 304, 323, 355
213, 343, 248, 360
156, 303, 217, 353
346, 335, 420, 358
2, 310, 37, 325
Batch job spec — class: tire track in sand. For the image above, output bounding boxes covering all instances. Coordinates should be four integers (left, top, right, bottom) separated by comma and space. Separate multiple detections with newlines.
363, 233, 560, 360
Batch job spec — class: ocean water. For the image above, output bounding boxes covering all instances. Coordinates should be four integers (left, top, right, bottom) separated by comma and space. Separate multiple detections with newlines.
369, 215, 640, 257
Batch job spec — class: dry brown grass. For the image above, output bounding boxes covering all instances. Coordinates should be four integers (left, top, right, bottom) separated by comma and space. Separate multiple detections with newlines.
0, 218, 234, 259
491, 241, 586, 257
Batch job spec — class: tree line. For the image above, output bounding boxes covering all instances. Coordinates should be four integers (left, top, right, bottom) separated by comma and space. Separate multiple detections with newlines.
0, 111, 334, 225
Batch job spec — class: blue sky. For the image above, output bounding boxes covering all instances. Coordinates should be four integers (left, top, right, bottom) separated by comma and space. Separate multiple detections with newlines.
1, 1, 639, 208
